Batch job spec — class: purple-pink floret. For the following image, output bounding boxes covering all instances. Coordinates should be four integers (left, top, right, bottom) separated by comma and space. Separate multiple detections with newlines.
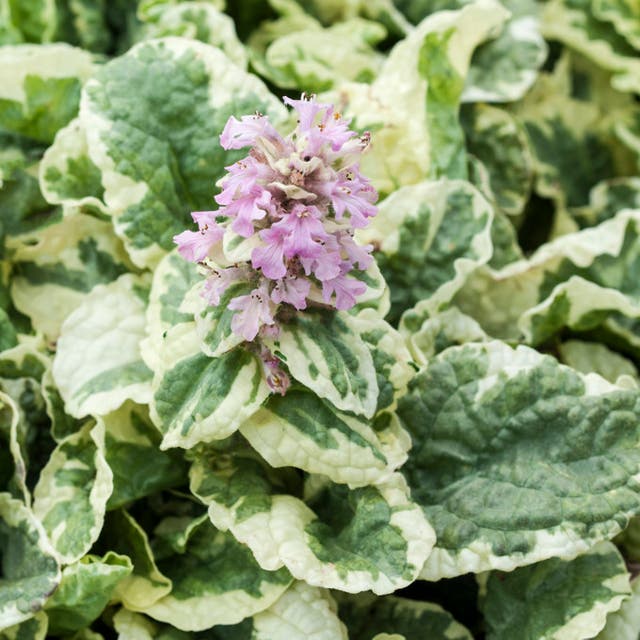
174, 93, 377, 394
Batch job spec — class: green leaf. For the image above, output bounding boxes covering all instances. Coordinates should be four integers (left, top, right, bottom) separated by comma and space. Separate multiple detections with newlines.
264, 309, 379, 418
141, 249, 200, 373
558, 340, 638, 385
569, 177, 640, 229
455, 210, 640, 346
195, 281, 252, 358
100, 509, 172, 611
463, 2, 547, 104
44, 552, 132, 635
240, 389, 410, 487
32, 421, 113, 564
192, 454, 435, 595
0, 611, 48, 640
141, 516, 292, 631
348, 309, 414, 413
542, 0, 640, 93
324, 0, 509, 195
482, 542, 630, 640
361, 179, 493, 322
462, 104, 533, 218
10, 213, 133, 341
137, 2, 247, 68
513, 70, 619, 210
0, 493, 60, 628
52, 274, 152, 418
399, 304, 488, 367
0, 44, 93, 143
595, 573, 640, 640
593, 0, 640, 50
42, 365, 81, 442
398, 340, 640, 579
80, 37, 286, 268
256, 18, 385, 92
102, 402, 188, 509
39, 117, 107, 217
151, 347, 270, 449
338, 594, 473, 640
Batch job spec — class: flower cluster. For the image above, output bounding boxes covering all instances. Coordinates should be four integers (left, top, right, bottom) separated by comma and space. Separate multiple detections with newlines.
174, 94, 377, 392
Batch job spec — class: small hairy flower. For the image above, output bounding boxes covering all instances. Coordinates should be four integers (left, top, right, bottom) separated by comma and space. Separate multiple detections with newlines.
174, 93, 378, 394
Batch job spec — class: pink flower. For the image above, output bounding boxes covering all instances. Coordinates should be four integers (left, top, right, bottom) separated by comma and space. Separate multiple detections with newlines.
271, 275, 310, 310
330, 170, 377, 228
220, 114, 284, 150
283, 94, 326, 132
202, 266, 248, 306
322, 267, 367, 310
274, 204, 327, 259
252, 227, 287, 279
173, 211, 223, 262
220, 188, 273, 238
228, 283, 275, 342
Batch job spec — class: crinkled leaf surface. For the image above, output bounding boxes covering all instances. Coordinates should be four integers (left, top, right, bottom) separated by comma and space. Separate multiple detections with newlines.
0, 44, 93, 143
80, 37, 286, 268
455, 210, 640, 346
338, 594, 473, 640
0, 493, 60, 629
240, 389, 409, 488
44, 552, 132, 635
52, 273, 152, 418
398, 340, 640, 579
361, 179, 493, 322
191, 453, 435, 595
264, 309, 379, 418
481, 542, 630, 640
138, 2, 248, 68
32, 421, 113, 564
251, 582, 348, 640
10, 213, 132, 341
141, 515, 292, 631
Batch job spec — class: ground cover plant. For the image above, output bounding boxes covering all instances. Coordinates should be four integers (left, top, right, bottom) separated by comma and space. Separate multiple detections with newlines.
3, 0, 640, 638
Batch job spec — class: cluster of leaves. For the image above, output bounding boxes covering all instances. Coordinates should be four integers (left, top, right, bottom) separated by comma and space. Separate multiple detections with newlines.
3, 0, 640, 638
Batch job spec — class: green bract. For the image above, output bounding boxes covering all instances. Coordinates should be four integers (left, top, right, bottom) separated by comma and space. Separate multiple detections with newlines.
3, 0, 640, 637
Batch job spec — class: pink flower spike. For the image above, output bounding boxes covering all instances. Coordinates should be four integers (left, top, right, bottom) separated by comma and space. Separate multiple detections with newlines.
220, 114, 283, 150
271, 275, 310, 310
321, 270, 367, 310
228, 283, 275, 342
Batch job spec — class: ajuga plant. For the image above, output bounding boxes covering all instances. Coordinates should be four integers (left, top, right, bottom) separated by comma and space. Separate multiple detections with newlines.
4, 0, 640, 639
174, 94, 378, 394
